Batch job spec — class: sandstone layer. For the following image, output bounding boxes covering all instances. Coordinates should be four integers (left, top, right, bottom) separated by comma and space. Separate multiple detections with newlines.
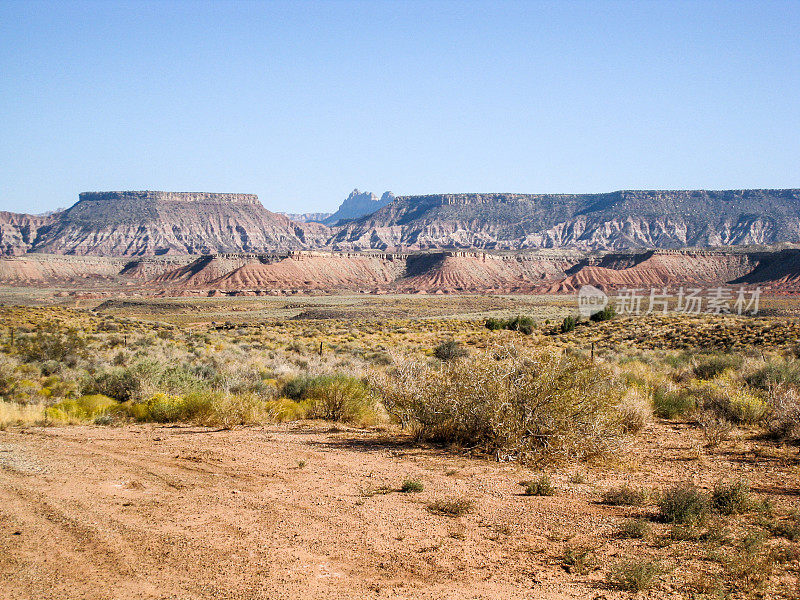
3, 247, 797, 294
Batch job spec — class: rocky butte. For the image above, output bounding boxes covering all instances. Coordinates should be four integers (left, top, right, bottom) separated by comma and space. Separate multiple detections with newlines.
1, 191, 329, 256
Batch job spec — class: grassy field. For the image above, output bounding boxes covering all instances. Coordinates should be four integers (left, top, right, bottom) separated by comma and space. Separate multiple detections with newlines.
0, 295, 798, 598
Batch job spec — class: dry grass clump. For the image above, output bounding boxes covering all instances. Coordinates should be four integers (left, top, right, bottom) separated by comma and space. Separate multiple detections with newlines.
658, 482, 710, 525
427, 497, 474, 517
602, 485, 648, 506
371, 345, 631, 462
607, 559, 662, 592
0, 401, 46, 429
617, 518, 651, 539
519, 474, 555, 496
711, 479, 752, 515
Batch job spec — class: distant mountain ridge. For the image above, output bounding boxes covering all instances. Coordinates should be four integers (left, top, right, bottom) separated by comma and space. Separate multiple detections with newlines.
330, 189, 800, 251
2, 188, 800, 256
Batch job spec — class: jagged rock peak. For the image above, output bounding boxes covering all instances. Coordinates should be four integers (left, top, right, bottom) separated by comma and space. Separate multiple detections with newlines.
322, 188, 395, 225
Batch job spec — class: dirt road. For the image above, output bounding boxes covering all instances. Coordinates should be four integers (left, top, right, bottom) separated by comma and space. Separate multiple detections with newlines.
0, 423, 796, 599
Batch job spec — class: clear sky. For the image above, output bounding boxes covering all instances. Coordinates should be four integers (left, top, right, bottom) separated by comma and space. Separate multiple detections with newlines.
1, 0, 798, 214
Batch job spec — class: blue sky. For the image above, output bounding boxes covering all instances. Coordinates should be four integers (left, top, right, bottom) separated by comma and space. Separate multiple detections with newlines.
1, 0, 798, 214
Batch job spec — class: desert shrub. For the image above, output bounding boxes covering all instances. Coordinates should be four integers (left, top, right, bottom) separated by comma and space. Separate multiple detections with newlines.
264, 397, 307, 422
485, 317, 504, 331
84, 368, 142, 402
427, 497, 474, 517
616, 387, 650, 433
16, 327, 87, 365
560, 316, 577, 333
698, 411, 733, 447
693, 354, 743, 380
282, 375, 314, 400
433, 340, 469, 361
618, 518, 651, 539
712, 479, 752, 515
301, 374, 374, 423
371, 345, 628, 461
718, 531, 777, 593
520, 474, 555, 496
589, 306, 616, 322
505, 316, 535, 335
602, 485, 647, 506
658, 483, 710, 524
484, 316, 535, 334
764, 386, 800, 441
46, 394, 118, 422
607, 559, 662, 592
692, 380, 768, 424
768, 512, 800, 541
561, 545, 597, 574
745, 359, 800, 390
400, 478, 424, 493
651, 384, 694, 419
40, 360, 62, 376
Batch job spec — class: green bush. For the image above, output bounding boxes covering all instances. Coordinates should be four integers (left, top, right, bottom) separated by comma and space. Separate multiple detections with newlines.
505, 316, 535, 335
302, 374, 374, 423
745, 359, 800, 390
433, 340, 469, 361
652, 386, 694, 419
617, 518, 651, 539
485, 318, 504, 331
17, 327, 87, 366
85, 368, 142, 402
560, 315, 577, 333
693, 354, 743, 380
484, 316, 536, 334
589, 306, 616, 322
400, 478, 424, 493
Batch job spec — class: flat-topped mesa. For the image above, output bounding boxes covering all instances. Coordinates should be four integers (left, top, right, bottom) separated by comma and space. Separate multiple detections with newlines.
78, 191, 261, 206
22, 190, 329, 256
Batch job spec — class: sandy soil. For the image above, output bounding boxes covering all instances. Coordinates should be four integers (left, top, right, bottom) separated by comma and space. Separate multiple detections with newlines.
1, 422, 797, 599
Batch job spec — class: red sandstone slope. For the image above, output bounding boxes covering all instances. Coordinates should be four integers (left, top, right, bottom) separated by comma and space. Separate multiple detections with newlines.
204, 253, 408, 291
3, 248, 800, 293
392, 252, 576, 292
548, 251, 759, 292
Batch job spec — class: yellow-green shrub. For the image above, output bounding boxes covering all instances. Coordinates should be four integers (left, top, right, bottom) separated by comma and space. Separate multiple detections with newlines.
46, 394, 118, 422
264, 397, 307, 422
